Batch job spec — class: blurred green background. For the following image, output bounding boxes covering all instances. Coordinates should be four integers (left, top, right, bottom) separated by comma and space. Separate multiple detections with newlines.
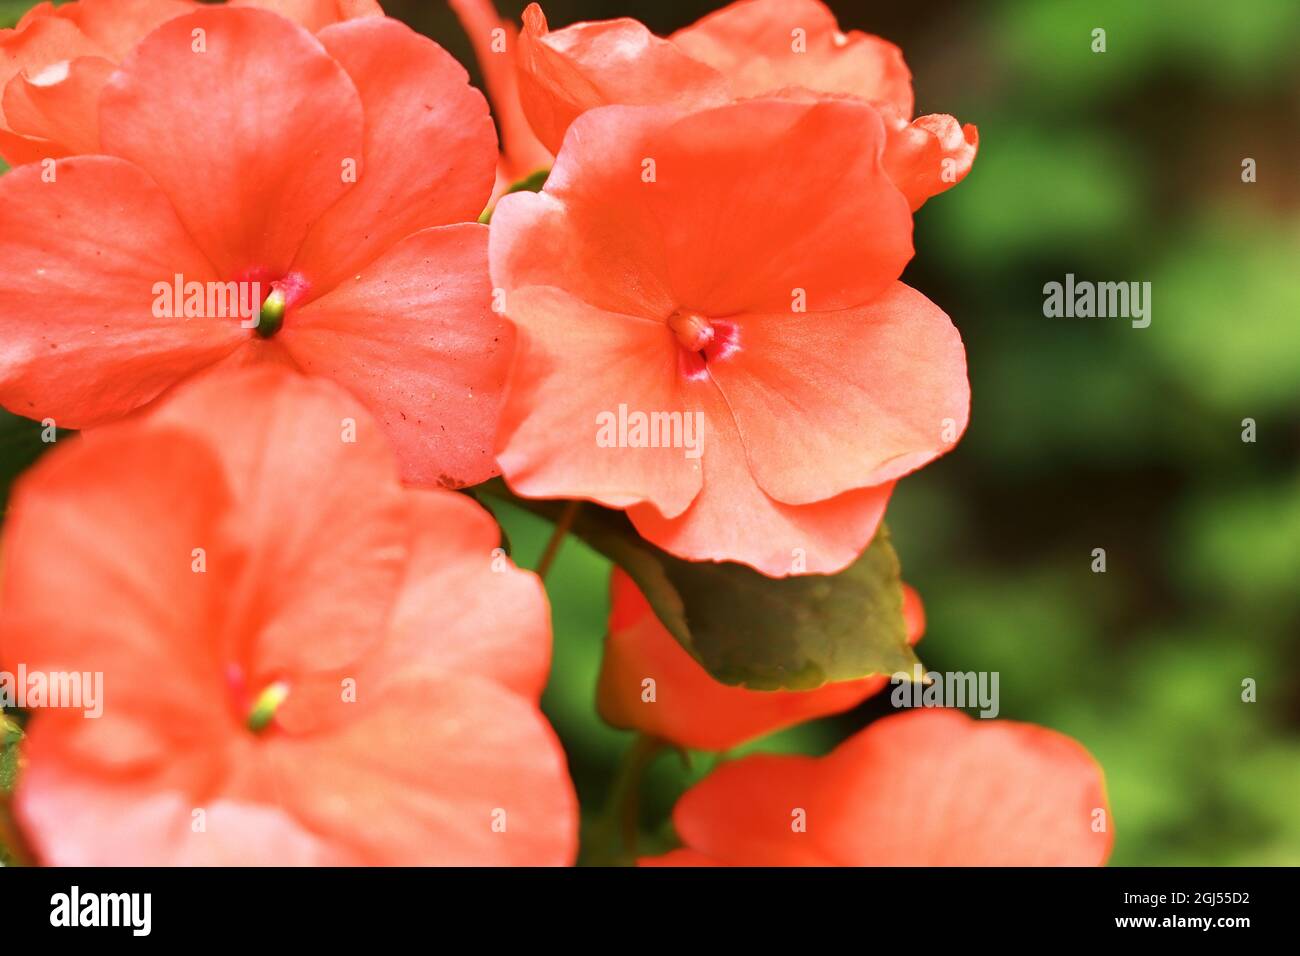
3, 0, 1298, 865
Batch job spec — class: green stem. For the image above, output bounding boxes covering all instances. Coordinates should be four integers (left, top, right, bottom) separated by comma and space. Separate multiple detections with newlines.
606, 734, 665, 863
534, 499, 581, 581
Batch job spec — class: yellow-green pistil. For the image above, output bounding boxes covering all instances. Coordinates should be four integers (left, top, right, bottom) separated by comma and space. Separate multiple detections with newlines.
256, 288, 287, 338
247, 681, 290, 733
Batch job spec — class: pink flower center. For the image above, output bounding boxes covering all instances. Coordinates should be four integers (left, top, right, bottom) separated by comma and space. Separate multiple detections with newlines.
668, 310, 714, 352
667, 310, 740, 380
225, 663, 289, 734
240, 270, 310, 339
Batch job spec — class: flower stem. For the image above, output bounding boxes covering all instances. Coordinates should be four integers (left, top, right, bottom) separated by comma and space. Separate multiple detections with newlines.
608, 734, 665, 862
534, 499, 581, 581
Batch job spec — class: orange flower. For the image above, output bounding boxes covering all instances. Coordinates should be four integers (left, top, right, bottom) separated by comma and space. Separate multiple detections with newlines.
0, 366, 577, 865
642, 710, 1113, 866
516, 0, 977, 209
0, 6, 508, 488
599, 569, 926, 751
490, 97, 970, 575
0, 0, 382, 165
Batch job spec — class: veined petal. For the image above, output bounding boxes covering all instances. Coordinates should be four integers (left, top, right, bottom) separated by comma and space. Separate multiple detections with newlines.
670, 0, 914, 115
495, 285, 704, 517
283, 224, 510, 489
98, 7, 365, 279
672, 710, 1113, 866
0, 156, 243, 427
515, 1, 727, 154
709, 283, 970, 505
627, 378, 893, 576
292, 16, 496, 292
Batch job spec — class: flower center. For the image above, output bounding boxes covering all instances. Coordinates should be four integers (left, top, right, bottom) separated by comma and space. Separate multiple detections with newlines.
256, 289, 287, 338
247, 272, 310, 339
246, 680, 290, 733
666, 310, 740, 380
668, 310, 714, 352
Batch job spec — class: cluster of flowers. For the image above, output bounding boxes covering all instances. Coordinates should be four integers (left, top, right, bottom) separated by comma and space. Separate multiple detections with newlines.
0, 0, 1110, 865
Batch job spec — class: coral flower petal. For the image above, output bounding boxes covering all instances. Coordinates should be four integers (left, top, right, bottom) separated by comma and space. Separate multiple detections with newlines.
271, 675, 577, 865
284, 223, 509, 488
883, 114, 980, 211
515, 2, 727, 155
0, 10, 104, 82
1, 55, 113, 154
495, 98, 911, 318
291, 15, 496, 292
447, 0, 552, 184
2, 366, 576, 865
53, 0, 197, 60
98, 7, 365, 279
495, 286, 703, 516
145, 368, 409, 676
380, 489, 552, 699
708, 283, 971, 504
659, 710, 1113, 866
489, 165, 676, 321
599, 570, 926, 750
15, 759, 352, 865
0, 11, 104, 163
1, 428, 236, 761
627, 378, 894, 576
669, 0, 913, 116
0, 156, 242, 427
231, 0, 381, 34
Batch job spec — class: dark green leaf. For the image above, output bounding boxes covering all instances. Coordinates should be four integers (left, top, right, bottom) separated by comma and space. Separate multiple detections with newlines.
477, 481, 919, 690
0, 411, 65, 517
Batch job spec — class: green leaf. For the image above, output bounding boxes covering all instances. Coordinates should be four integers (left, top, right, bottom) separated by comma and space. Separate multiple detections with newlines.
0, 410, 64, 516
477, 168, 550, 224
0, 715, 21, 795
0, 714, 28, 865
478, 481, 919, 690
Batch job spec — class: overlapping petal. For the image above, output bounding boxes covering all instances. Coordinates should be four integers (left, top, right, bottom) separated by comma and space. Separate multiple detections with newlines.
283, 224, 509, 488
0, 427, 237, 768
883, 113, 980, 211
1, 56, 112, 155
0, 6, 107, 162
515, 2, 726, 155
50, 0, 197, 59
1, 366, 576, 865
646, 710, 1113, 866
625, 381, 895, 575
496, 98, 910, 318
706, 283, 969, 504
494, 286, 703, 516
290, 15, 496, 291
512, 0, 977, 210
0, 5, 507, 489
232, 0, 381, 33
379, 490, 551, 699
271, 675, 576, 865
0, 156, 242, 427
669, 0, 913, 114
144, 367, 409, 677
491, 95, 945, 575
0, 0, 384, 164
99, 7, 365, 280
